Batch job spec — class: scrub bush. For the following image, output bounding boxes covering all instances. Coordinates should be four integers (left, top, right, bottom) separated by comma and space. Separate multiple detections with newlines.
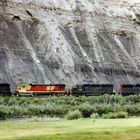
0, 95, 139, 119
65, 110, 82, 120
90, 113, 100, 119
78, 103, 93, 117
102, 112, 128, 119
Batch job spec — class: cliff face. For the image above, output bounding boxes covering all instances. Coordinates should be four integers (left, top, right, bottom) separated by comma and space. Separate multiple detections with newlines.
0, 0, 140, 90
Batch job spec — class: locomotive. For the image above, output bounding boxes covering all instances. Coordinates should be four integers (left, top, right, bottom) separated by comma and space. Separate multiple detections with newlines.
0, 83, 140, 96
71, 84, 114, 96
16, 84, 67, 96
120, 84, 140, 96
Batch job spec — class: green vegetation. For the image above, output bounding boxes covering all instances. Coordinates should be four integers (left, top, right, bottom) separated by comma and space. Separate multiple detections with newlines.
0, 95, 140, 119
90, 113, 100, 119
65, 110, 82, 120
0, 118, 140, 140
102, 111, 128, 119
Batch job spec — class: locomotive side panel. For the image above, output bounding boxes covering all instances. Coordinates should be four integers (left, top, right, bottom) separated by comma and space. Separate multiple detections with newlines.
71, 85, 85, 96
101, 85, 114, 94
84, 85, 101, 95
17, 84, 66, 96
27, 85, 47, 92
84, 84, 113, 95
71, 84, 114, 96
121, 84, 140, 95
134, 85, 140, 94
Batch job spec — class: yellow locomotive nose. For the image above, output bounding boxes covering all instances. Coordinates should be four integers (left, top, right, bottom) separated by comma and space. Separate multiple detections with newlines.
16, 86, 21, 92
16, 84, 27, 94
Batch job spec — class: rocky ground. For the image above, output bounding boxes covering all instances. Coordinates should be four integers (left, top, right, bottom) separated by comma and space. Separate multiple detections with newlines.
0, 0, 140, 91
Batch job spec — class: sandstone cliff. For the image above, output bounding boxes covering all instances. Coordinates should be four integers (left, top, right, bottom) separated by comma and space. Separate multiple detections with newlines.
0, 0, 140, 90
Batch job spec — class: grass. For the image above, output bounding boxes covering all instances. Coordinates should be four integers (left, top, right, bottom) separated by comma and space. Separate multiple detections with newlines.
0, 118, 140, 140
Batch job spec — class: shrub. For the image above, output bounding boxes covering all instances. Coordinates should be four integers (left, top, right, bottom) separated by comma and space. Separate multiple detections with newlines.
109, 94, 124, 105
125, 95, 140, 104
123, 104, 140, 115
102, 111, 128, 119
98, 94, 110, 104
78, 103, 93, 117
0, 106, 9, 119
113, 104, 123, 112
45, 105, 68, 117
27, 105, 48, 116
0, 95, 140, 119
10, 105, 28, 117
95, 104, 113, 115
90, 113, 100, 119
65, 110, 82, 120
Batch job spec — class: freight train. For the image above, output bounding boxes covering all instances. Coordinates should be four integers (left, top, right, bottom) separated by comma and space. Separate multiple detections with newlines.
0, 83, 140, 96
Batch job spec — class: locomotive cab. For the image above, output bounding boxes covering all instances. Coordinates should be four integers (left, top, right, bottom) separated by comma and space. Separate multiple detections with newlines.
17, 84, 26, 92
16, 84, 32, 96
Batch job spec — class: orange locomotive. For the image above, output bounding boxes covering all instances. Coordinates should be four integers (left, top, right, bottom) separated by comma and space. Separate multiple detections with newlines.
16, 84, 67, 96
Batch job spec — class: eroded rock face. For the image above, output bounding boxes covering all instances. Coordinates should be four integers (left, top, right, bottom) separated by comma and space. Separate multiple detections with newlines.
0, 0, 140, 90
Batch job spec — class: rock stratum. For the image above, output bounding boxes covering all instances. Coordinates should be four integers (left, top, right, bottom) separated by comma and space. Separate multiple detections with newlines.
0, 0, 140, 90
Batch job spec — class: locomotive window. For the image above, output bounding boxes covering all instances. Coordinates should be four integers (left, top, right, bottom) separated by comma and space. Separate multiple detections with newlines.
21, 85, 26, 88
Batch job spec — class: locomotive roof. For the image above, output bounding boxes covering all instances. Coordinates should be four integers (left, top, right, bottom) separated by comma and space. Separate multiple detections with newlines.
29, 84, 65, 86
83, 84, 113, 86
122, 84, 140, 87
0, 83, 10, 86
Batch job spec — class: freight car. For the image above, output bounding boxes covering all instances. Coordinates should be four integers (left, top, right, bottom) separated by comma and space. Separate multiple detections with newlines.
120, 84, 140, 96
72, 84, 114, 96
16, 84, 67, 96
0, 83, 11, 96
